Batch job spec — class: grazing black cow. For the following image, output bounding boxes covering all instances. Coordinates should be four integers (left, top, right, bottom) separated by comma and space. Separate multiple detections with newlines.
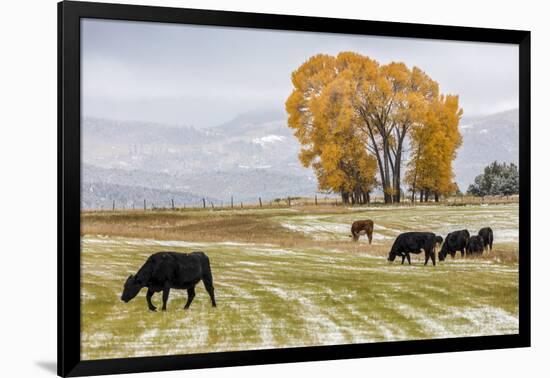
387, 232, 439, 266
121, 251, 216, 311
467, 235, 485, 255
438, 230, 471, 261
478, 227, 494, 253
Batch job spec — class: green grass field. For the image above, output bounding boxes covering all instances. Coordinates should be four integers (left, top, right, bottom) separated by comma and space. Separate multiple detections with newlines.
81, 203, 519, 360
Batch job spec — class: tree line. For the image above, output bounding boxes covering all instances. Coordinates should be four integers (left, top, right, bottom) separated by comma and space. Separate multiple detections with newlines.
286, 52, 463, 204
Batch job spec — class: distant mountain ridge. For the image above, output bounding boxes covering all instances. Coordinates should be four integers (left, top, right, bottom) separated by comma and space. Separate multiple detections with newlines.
454, 108, 519, 190
81, 108, 518, 208
82, 112, 316, 208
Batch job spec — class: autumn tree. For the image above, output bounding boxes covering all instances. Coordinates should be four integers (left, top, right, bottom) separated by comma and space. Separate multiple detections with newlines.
405, 95, 463, 202
286, 52, 457, 204
286, 59, 378, 203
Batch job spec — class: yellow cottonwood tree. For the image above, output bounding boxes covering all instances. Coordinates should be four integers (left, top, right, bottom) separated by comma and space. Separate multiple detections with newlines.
290, 66, 378, 203
286, 52, 461, 204
405, 95, 463, 201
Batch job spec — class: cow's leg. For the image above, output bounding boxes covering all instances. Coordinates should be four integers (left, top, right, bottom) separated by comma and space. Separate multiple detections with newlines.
430, 250, 436, 266
146, 288, 157, 312
461, 248, 465, 258
161, 286, 170, 311
406, 253, 411, 265
184, 286, 196, 310
367, 231, 372, 245
424, 251, 430, 265
401, 254, 405, 264
203, 278, 216, 307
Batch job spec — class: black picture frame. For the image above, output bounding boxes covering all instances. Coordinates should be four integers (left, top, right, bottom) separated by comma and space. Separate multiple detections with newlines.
58, 1, 531, 376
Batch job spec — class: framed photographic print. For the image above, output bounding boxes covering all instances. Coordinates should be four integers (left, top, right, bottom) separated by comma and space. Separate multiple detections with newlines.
58, 0, 530, 376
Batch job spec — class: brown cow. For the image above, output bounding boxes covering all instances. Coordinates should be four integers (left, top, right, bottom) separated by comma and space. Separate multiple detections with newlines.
350, 220, 374, 244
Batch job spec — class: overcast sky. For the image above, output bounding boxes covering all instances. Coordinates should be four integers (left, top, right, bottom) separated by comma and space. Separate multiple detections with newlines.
82, 18, 519, 128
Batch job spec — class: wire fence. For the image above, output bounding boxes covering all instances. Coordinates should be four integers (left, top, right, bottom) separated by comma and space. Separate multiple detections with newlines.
85, 193, 519, 212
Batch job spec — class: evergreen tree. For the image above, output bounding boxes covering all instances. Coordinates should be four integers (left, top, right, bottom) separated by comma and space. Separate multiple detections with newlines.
467, 161, 519, 196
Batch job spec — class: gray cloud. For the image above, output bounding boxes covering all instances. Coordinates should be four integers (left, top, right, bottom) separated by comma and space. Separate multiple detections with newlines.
82, 18, 518, 127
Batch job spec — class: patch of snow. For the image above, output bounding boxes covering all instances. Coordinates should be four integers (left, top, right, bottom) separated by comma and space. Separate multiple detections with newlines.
252, 134, 286, 147
496, 229, 519, 242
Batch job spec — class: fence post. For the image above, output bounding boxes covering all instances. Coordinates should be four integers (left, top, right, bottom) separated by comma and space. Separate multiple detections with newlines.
112, 200, 115, 211
171, 199, 175, 210
259, 197, 262, 207
315, 195, 318, 205
241, 202, 243, 208
203, 198, 206, 209
144, 199, 146, 211
231, 196, 234, 208
211, 202, 214, 209
288, 196, 291, 207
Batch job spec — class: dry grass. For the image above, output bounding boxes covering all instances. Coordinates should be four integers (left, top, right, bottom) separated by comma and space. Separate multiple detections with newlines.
82, 204, 519, 263
83, 209, 301, 244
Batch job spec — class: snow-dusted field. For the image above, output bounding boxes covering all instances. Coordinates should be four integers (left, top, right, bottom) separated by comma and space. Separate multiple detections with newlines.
81, 204, 519, 360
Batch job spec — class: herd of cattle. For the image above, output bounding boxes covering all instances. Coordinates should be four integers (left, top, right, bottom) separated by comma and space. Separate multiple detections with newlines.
120, 220, 494, 311
351, 220, 494, 266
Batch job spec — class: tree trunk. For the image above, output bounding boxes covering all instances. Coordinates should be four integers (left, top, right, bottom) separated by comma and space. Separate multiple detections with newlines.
354, 187, 362, 205
341, 192, 350, 204
434, 193, 439, 202
393, 150, 402, 203
383, 138, 393, 204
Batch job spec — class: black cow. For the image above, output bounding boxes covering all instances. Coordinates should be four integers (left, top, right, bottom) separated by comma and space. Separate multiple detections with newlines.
387, 232, 439, 266
121, 251, 216, 311
467, 235, 485, 255
438, 230, 470, 261
478, 227, 494, 252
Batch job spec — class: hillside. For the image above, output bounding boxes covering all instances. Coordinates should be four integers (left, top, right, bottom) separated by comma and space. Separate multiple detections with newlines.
454, 108, 519, 190
81, 113, 317, 208
81, 108, 518, 208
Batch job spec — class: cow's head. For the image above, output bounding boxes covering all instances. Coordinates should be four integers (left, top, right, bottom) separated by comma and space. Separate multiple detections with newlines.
438, 242, 448, 261
387, 250, 398, 262
121, 274, 142, 303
